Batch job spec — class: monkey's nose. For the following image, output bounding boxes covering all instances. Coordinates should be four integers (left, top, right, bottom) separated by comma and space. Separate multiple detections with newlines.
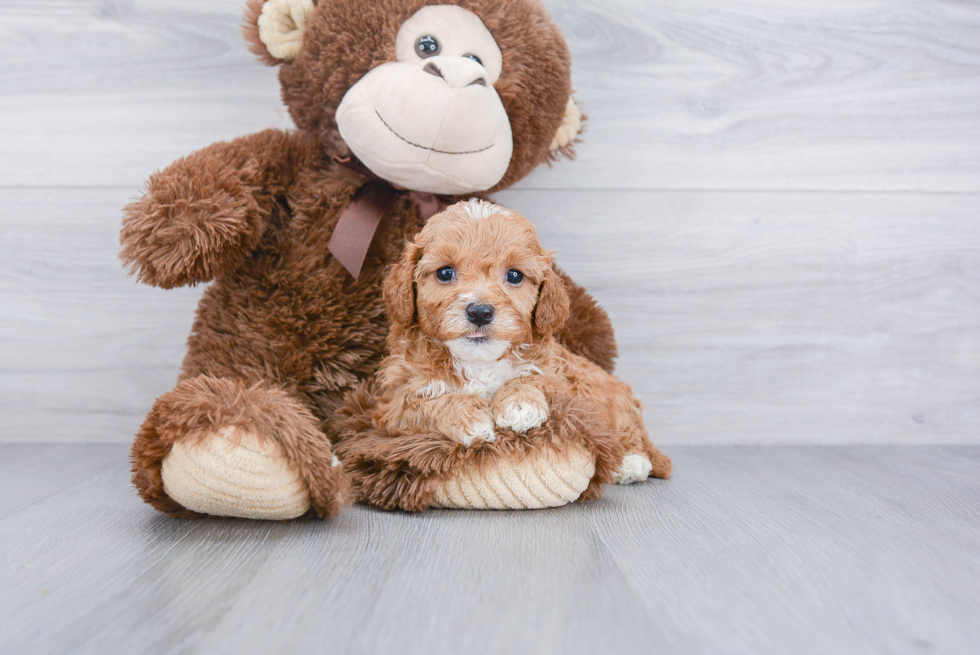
423, 58, 487, 89
466, 303, 494, 327
423, 62, 444, 79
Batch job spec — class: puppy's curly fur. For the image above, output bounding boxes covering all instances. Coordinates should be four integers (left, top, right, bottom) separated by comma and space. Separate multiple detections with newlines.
330, 201, 670, 510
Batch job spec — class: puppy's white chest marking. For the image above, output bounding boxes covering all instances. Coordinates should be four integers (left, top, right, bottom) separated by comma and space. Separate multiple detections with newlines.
457, 358, 538, 398
413, 350, 540, 400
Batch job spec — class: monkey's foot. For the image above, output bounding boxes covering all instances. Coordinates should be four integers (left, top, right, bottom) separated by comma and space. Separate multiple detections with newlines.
431, 443, 594, 509
132, 375, 349, 520
161, 427, 316, 520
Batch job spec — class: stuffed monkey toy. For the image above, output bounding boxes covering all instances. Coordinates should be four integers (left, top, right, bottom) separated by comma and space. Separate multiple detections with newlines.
122, 0, 619, 520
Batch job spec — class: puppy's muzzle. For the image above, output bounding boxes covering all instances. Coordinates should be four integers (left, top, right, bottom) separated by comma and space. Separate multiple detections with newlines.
466, 303, 494, 327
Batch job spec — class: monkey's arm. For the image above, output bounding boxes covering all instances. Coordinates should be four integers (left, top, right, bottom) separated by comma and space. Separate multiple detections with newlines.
120, 129, 313, 288
556, 270, 619, 373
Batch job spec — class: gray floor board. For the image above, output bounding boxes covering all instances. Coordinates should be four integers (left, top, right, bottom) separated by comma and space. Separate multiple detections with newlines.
0, 444, 123, 520
1, 444, 978, 655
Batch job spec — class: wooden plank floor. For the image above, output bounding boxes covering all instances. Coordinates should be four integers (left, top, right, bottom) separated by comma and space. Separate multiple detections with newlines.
1, 444, 978, 655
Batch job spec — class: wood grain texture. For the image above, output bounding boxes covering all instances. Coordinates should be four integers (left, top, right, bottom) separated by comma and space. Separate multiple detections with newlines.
3, 188, 977, 444
0, 0, 289, 189
2, 0, 980, 191
533, 0, 980, 191
498, 188, 980, 445
3, 4, 978, 653
0, 444, 123, 520
1, 1, 978, 445
0, 189, 202, 442
1, 444, 978, 654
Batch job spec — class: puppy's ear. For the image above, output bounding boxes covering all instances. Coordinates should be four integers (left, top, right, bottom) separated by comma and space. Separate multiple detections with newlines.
383, 241, 421, 330
533, 265, 571, 337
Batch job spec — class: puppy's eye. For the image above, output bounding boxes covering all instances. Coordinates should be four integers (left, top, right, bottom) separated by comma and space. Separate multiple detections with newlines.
463, 53, 483, 65
506, 269, 524, 285
416, 36, 440, 58
435, 266, 455, 283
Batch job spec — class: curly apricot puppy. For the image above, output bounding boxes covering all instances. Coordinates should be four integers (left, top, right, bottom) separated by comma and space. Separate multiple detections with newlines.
375, 199, 672, 483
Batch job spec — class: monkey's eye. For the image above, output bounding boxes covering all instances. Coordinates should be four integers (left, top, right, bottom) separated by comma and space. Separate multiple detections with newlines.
506, 269, 524, 285
416, 36, 440, 58
435, 266, 455, 283
463, 53, 483, 66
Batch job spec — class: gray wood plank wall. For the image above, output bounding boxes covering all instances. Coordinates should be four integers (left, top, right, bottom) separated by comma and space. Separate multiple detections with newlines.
2, 0, 978, 444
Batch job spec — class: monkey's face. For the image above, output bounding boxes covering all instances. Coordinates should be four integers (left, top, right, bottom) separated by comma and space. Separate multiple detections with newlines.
245, 0, 581, 194
336, 6, 513, 195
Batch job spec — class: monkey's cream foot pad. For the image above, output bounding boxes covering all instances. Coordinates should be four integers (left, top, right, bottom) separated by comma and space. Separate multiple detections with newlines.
161, 427, 311, 520
430, 443, 594, 509
332, 386, 632, 512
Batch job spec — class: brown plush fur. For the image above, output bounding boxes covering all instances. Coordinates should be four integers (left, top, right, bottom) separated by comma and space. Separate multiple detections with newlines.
328, 202, 669, 510
123, 0, 615, 518
244, 0, 579, 191
331, 384, 628, 511
132, 375, 349, 519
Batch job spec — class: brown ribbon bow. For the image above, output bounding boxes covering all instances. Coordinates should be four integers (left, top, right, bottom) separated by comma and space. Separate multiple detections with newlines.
327, 157, 451, 279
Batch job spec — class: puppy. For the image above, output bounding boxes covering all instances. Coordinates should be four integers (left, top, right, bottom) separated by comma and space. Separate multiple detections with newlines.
375, 199, 671, 484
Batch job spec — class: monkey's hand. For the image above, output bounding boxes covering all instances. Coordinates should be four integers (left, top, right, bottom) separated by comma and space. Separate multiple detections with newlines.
120, 129, 304, 288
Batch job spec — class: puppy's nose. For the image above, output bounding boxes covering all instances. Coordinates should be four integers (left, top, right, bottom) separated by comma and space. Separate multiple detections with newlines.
466, 303, 494, 327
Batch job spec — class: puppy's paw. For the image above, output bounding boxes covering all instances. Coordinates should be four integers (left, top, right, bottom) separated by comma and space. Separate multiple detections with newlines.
495, 399, 548, 434
613, 453, 653, 484
460, 414, 496, 446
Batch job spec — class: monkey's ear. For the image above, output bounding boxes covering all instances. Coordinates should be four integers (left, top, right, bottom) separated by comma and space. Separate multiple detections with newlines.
533, 264, 571, 337
383, 241, 422, 331
549, 97, 584, 158
244, 0, 316, 65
